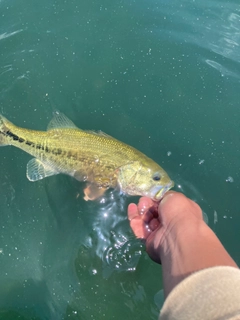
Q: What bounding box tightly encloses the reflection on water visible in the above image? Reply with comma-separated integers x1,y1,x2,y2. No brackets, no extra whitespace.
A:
102,237,143,278
205,59,239,79
159,0,240,79
85,191,143,278
0,173,147,318
44,177,147,317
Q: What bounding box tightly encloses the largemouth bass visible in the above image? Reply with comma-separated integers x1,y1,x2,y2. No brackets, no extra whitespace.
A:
0,112,174,200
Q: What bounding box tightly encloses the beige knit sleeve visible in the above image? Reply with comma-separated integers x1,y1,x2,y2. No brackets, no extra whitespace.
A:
159,266,240,320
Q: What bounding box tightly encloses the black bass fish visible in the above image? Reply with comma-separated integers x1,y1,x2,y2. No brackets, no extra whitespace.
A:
0,112,174,200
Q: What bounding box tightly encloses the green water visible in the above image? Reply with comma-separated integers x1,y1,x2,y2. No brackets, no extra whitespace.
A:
1,0,240,319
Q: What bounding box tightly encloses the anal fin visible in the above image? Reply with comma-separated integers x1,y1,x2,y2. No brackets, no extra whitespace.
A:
27,158,58,181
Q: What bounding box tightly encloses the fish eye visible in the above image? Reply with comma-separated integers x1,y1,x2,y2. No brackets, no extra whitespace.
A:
153,173,161,181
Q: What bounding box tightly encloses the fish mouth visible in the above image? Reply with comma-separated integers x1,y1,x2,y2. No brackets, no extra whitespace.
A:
152,180,174,201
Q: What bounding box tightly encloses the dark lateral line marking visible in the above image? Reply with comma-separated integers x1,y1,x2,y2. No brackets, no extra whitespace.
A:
51,148,64,156
4,130,60,155
5,130,37,147
37,144,45,151
6,130,20,141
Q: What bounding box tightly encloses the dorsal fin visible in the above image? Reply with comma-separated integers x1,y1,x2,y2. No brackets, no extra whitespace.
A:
47,111,80,130
86,130,115,139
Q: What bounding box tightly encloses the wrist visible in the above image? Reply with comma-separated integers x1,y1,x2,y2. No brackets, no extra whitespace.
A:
160,218,238,276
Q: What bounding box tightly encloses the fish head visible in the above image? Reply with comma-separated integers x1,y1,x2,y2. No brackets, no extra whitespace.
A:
117,160,174,200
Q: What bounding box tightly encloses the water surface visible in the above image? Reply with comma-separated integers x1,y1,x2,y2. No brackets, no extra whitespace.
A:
0,0,240,319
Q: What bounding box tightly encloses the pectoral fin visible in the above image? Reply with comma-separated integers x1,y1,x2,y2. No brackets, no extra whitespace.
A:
27,158,59,181
83,183,107,201
73,170,88,182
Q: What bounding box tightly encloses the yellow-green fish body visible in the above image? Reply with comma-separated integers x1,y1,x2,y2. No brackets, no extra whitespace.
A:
0,112,174,200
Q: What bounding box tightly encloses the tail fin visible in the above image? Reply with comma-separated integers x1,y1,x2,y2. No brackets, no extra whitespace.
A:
0,114,10,146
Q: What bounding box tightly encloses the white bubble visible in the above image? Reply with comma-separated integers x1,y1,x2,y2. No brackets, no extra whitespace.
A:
202,211,208,224
214,211,218,224
91,269,97,275
100,198,106,204
167,151,172,156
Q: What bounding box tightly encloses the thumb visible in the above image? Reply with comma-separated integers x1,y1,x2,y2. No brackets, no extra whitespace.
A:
159,192,203,226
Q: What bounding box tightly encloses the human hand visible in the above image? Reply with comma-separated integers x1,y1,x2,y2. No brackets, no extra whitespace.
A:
128,191,203,263
128,191,238,297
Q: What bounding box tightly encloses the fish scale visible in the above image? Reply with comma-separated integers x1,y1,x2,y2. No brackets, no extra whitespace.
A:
0,112,174,201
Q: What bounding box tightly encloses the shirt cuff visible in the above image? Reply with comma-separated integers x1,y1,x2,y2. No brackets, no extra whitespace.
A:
159,266,240,320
